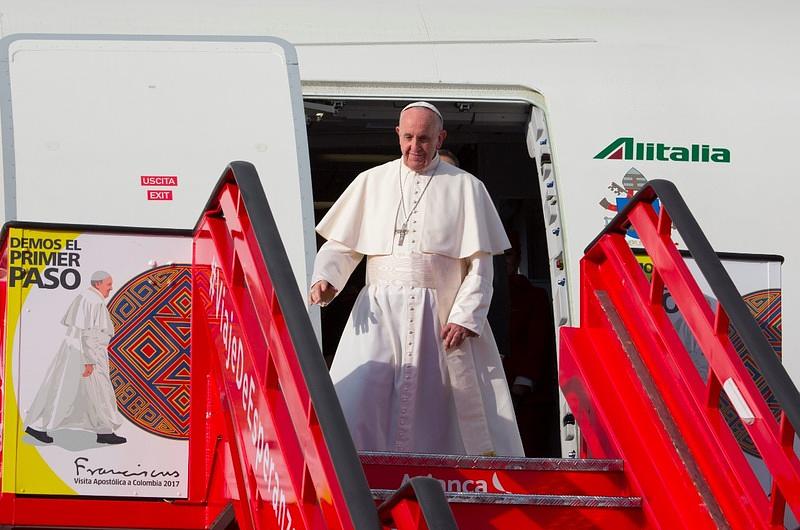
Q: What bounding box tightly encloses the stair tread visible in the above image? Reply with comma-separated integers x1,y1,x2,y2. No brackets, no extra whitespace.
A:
371,488,642,507
359,451,624,472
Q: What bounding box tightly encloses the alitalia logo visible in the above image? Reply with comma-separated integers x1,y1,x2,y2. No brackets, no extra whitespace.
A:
595,137,730,163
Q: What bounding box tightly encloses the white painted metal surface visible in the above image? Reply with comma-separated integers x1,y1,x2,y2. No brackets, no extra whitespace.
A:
1,36,315,306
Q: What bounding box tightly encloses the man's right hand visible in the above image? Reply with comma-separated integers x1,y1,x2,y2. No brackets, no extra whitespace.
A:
82,364,95,377
309,280,337,306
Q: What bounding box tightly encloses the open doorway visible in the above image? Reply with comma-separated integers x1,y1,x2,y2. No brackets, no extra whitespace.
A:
304,98,561,457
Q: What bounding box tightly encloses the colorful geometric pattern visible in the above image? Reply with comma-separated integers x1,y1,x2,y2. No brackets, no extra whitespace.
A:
722,289,782,457
107,265,192,439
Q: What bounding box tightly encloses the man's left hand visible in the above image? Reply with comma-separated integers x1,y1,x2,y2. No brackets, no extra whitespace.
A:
441,323,476,350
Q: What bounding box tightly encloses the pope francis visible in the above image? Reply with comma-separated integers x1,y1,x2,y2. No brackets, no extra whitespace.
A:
24,271,127,445
310,102,524,457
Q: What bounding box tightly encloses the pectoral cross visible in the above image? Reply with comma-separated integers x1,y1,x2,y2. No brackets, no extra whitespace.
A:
395,223,409,246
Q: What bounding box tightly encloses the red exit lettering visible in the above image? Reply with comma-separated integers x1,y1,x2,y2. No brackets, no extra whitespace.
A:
140,175,179,186
147,190,173,201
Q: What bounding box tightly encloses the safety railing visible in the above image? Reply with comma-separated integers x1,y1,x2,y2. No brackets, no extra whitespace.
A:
193,162,455,530
564,179,799,528
193,161,380,529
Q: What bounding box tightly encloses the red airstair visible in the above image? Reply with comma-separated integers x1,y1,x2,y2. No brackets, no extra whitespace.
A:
0,163,798,529
560,181,800,528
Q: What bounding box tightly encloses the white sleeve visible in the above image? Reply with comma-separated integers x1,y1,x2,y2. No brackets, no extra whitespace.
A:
446,252,493,335
311,240,364,294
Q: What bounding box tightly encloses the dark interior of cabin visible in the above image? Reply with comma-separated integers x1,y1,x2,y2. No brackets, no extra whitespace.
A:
303,98,560,457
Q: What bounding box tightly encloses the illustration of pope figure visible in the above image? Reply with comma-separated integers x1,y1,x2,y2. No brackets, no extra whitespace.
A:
24,270,127,445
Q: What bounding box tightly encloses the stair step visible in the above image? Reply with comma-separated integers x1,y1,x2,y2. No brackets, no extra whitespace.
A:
372,489,646,530
361,451,624,471
360,451,631,497
372,489,641,507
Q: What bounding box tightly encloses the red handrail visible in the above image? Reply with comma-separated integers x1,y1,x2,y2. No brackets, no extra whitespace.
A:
193,175,376,529
561,179,799,528
192,162,455,530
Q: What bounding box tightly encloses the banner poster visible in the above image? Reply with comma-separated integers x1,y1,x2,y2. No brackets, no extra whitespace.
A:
2,227,192,498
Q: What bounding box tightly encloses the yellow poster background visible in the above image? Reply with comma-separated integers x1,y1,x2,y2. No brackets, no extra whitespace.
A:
2,227,80,494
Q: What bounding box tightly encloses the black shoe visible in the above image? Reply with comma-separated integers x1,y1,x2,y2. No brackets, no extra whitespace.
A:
25,426,53,444
97,433,127,445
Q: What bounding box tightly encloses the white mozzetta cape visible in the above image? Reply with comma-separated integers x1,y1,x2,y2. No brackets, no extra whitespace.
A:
316,158,510,259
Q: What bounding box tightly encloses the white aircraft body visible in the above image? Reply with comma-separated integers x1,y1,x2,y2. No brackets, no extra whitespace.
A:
0,0,798,459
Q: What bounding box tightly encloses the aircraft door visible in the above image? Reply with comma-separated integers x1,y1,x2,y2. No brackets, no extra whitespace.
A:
0,35,315,300
525,106,578,458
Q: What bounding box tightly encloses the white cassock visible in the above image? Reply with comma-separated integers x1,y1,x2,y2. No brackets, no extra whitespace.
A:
313,155,524,456
26,286,122,434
